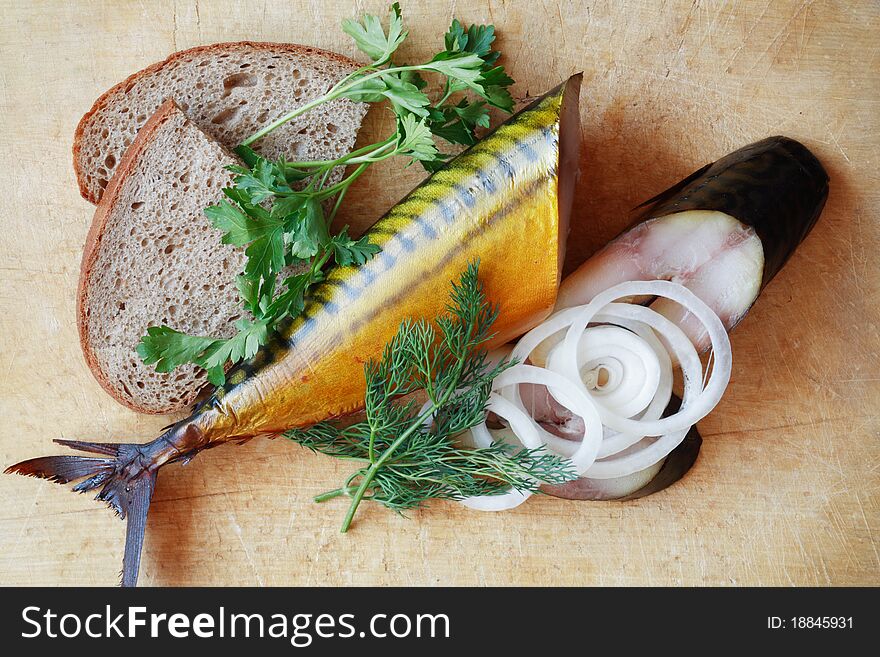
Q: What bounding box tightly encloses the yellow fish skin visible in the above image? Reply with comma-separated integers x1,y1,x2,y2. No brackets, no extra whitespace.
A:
6,75,581,586
199,74,583,441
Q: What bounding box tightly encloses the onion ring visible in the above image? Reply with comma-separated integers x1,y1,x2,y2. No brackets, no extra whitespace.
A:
459,279,732,507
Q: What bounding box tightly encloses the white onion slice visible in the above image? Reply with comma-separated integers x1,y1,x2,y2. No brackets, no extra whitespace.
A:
556,282,730,437
557,324,661,418
510,306,584,367
458,279,731,508
550,303,699,477
590,312,673,458
458,393,542,511
494,365,604,473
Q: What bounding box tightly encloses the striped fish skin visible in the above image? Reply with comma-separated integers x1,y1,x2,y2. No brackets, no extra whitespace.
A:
151,74,583,462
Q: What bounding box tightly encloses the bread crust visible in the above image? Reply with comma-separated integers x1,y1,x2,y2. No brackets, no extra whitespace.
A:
72,41,362,204
76,99,183,414
75,42,365,414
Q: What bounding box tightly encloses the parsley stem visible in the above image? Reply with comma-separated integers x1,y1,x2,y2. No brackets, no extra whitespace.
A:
337,136,399,164
436,80,454,107
241,65,424,147
310,248,333,277
317,165,334,192
327,186,350,223
283,135,397,168
312,162,369,204
277,138,392,220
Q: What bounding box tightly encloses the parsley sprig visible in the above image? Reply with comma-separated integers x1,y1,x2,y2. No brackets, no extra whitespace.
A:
138,4,515,385
286,263,577,532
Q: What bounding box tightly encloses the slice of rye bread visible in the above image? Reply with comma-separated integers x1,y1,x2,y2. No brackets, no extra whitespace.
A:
78,100,258,414
74,42,367,204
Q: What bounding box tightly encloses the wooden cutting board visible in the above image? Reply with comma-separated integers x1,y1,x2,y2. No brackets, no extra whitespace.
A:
0,0,877,586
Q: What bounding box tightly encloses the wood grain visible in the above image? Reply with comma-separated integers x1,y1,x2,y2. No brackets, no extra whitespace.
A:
0,0,877,586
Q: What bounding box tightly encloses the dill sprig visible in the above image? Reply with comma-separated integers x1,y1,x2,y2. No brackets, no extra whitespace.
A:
285,263,578,531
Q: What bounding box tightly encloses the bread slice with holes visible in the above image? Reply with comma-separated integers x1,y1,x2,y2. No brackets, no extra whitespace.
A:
78,100,258,414
74,41,367,204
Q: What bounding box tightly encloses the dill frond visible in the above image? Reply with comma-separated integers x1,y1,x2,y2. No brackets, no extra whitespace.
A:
285,262,577,531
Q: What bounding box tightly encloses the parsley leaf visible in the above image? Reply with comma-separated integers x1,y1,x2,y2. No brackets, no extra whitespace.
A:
228,158,291,203
330,228,381,266
138,319,272,387
396,114,439,162
203,200,255,246
482,84,515,113
342,2,406,65
139,4,515,384
381,74,431,118
243,224,287,283
137,327,219,375
199,318,270,384
444,18,467,52
464,23,496,59
285,198,330,260
341,76,388,103
428,52,486,94
263,272,313,319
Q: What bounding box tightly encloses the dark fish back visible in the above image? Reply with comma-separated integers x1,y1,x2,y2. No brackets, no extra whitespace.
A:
637,136,829,287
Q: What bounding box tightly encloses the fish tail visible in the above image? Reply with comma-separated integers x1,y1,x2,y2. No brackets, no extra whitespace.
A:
6,438,160,587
